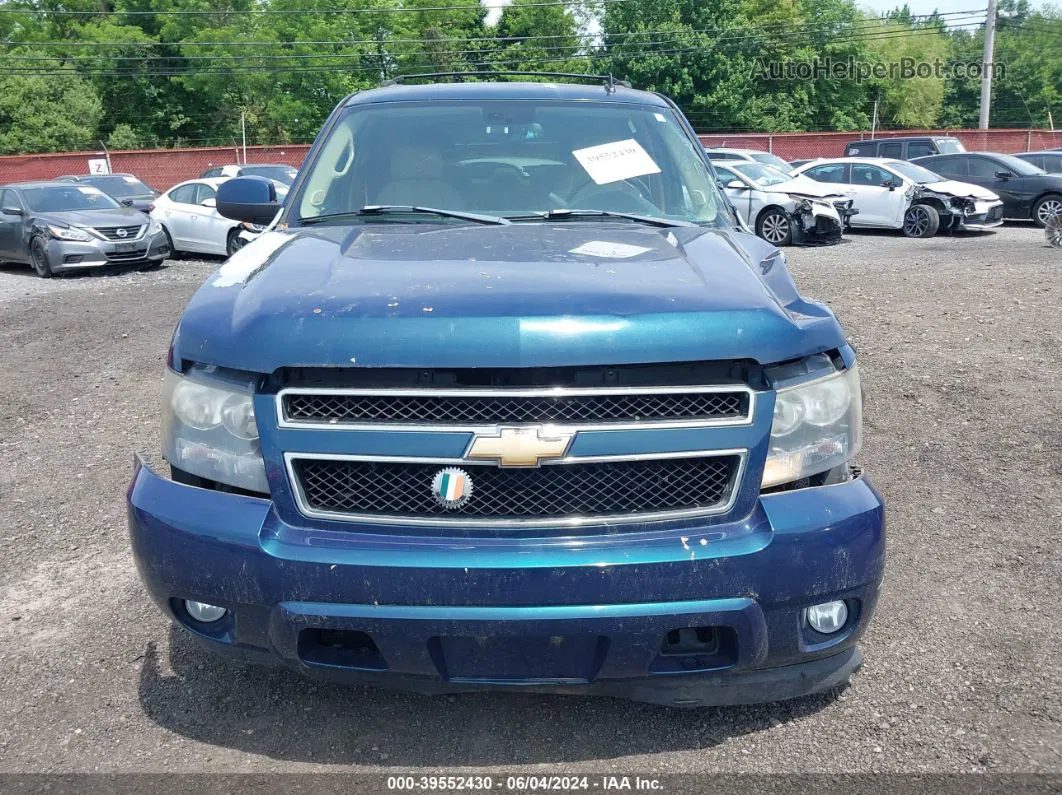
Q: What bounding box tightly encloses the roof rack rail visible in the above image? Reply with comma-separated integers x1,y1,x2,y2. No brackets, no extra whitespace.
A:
380,71,632,92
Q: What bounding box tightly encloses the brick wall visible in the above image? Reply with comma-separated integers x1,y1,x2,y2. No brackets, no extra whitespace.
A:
0,144,312,192
1,129,1059,190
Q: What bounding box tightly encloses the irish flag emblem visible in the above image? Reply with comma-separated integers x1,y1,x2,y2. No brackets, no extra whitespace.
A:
431,467,473,509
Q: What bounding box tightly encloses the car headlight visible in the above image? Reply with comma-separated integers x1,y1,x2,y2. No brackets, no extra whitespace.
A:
48,225,92,242
162,366,267,493
762,365,862,488
148,219,163,235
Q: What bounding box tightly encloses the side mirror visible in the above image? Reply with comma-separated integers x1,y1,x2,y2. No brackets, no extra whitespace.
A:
882,180,896,190
121,198,135,207
1,205,23,216
216,176,279,225
200,197,217,208
994,170,1012,180
726,180,746,190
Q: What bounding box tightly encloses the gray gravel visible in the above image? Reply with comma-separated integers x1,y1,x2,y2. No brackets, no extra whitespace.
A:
0,226,1059,774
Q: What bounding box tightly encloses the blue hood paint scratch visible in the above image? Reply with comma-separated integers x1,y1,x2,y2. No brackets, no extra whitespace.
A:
173,223,845,372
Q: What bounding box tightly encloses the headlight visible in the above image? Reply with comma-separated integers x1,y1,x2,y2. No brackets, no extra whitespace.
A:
148,219,163,235
762,366,862,489
48,225,92,242
162,367,267,493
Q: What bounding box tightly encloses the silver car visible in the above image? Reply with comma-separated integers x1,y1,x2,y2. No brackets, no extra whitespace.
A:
0,182,170,277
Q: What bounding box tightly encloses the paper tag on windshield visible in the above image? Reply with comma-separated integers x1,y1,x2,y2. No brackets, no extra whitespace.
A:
570,241,652,259
77,186,101,195
572,139,661,185
123,176,139,184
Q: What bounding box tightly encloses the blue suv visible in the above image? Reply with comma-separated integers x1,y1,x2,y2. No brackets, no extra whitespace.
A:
127,75,885,706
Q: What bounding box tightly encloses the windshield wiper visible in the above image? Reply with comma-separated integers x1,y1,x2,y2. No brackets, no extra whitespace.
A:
299,205,510,226
508,209,696,228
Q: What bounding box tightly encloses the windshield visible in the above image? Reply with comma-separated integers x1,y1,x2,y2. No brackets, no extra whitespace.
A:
750,152,792,169
936,138,965,154
732,162,794,186
243,165,298,185
994,154,1046,176
22,185,122,212
82,175,153,198
884,161,943,184
294,100,727,226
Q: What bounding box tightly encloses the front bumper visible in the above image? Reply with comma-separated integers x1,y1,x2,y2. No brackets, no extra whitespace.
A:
47,230,170,271
956,201,1005,231
128,458,885,706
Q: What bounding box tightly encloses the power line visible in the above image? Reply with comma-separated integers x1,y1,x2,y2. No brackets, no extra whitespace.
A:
0,14,990,69
0,8,989,49
0,27,987,77
1,0,631,15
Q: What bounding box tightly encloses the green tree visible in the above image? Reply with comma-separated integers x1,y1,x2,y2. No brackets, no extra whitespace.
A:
495,0,581,73
863,17,949,128
0,68,103,154
106,123,143,149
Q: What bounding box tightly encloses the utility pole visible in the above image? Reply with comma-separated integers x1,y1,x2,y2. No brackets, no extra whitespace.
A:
870,98,879,139
979,0,998,130
241,113,247,164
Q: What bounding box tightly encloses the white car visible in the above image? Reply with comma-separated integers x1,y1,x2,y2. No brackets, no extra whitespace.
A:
713,161,854,246
792,157,1004,238
705,147,793,172
151,177,284,257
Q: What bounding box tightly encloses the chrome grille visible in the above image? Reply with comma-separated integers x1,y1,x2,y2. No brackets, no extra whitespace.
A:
95,225,144,241
281,388,750,428
290,454,741,524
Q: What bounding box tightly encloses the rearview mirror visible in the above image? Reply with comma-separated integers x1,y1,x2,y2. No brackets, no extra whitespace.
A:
216,176,279,225
994,170,1012,180
882,179,896,190
121,198,135,207
1,205,23,216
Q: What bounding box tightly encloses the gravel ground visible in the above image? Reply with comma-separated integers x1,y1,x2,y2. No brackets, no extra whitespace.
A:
0,226,1059,775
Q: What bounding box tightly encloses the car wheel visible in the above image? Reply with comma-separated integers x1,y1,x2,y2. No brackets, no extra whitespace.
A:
902,204,940,238
1032,194,1062,228
756,208,793,246
29,236,54,278
162,227,180,259
226,229,244,257
1047,214,1062,249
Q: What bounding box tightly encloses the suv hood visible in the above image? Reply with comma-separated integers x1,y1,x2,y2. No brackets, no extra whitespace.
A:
761,177,846,200
34,207,149,228
173,223,846,372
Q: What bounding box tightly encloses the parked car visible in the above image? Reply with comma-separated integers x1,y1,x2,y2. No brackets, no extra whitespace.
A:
705,147,793,171
128,75,884,708
200,163,298,185
713,161,854,245
788,159,815,171
1014,150,1062,175
843,136,965,160
793,157,1003,237
150,177,251,257
0,181,169,277
57,173,159,212
912,152,1062,227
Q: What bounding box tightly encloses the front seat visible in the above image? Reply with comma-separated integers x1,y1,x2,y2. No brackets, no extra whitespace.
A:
376,146,463,209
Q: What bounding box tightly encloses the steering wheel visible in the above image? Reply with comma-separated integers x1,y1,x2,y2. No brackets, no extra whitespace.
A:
567,178,661,215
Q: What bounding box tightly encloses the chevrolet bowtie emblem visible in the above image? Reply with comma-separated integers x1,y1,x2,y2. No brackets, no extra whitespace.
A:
465,427,574,468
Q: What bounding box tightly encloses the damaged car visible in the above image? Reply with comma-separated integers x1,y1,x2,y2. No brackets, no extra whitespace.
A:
714,161,855,246
794,157,1003,238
